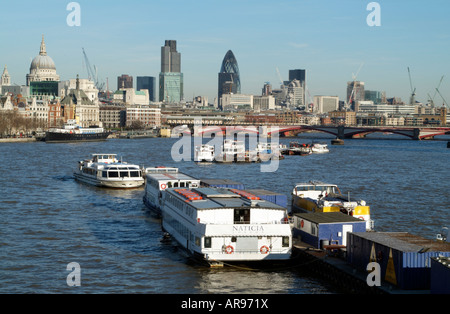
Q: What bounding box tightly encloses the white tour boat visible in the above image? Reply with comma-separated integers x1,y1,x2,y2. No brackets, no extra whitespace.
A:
311,142,329,154
143,167,201,216
216,139,246,162
74,154,145,188
194,144,215,162
160,187,292,266
291,181,373,230
255,142,284,160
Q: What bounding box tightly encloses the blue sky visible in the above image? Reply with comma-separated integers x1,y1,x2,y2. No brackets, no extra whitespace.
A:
1,0,449,105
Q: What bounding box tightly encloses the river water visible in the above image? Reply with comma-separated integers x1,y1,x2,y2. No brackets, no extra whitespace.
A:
0,133,449,294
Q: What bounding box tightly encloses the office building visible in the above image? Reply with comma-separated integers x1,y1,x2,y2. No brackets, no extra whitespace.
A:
159,40,183,103
313,96,339,113
220,93,253,111
289,69,306,85
347,81,365,109
137,76,156,102
218,50,241,103
118,74,133,89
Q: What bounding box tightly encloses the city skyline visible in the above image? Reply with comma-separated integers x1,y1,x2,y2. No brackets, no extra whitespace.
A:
0,0,449,105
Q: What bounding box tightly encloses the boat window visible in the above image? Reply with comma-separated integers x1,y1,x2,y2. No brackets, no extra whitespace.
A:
179,181,185,188
204,237,211,248
109,171,119,178
234,209,250,224
120,171,129,178
102,171,107,178
282,236,290,247
174,182,178,188
130,171,140,177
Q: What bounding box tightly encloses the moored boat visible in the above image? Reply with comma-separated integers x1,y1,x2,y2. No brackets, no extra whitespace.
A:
45,119,110,143
74,154,145,188
215,139,246,162
160,187,292,266
194,144,215,162
291,181,373,230
284,142,312,156
311,142,329,154
143,167,201,216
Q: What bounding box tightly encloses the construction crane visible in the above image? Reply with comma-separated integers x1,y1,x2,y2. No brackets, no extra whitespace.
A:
347,63,364,109
407,67,416,105
82,48,104,91
430,75,445,107
276,67,284,87
435,87,449,108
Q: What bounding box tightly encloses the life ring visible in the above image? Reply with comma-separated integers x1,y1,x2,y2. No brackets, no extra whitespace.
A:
160,183,167,190
260,245,269,254
225,245,234,254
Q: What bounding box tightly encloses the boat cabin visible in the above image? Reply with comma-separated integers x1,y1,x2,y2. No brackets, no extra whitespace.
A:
91,154,119,164
292,181,341,199
161,187,292,262
99,165,142,179
145,167,200,191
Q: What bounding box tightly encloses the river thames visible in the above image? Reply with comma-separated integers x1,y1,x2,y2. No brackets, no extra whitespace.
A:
0,133,449,294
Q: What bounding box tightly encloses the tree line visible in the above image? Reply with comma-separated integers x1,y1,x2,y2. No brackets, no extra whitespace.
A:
0,110,47,137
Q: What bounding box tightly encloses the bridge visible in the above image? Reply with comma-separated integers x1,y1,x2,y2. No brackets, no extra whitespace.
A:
173,124,450,140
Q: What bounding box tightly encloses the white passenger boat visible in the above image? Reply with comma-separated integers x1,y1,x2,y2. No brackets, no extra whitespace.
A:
143,167,201,216
74,154,144,188
291,181,373,230
255,142,284,160
194,144,215,162
216,139,246,162
160,187,292,266
311,142,329,154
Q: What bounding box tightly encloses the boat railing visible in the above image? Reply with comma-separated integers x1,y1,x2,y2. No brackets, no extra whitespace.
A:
202,220,291,225
205,248,291,255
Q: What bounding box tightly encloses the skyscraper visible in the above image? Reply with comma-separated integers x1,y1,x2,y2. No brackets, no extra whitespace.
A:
159,40,183,103
118,74,133,89
288,69,306,108
137,76,156,102
347,81,365,110
289,69,306,84
218,50,241,103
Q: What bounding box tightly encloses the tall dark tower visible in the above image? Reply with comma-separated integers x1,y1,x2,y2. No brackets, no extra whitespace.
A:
159,40,183,103
218,50,241,102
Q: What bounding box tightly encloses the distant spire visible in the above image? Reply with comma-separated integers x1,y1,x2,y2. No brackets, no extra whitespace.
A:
40,34,47,56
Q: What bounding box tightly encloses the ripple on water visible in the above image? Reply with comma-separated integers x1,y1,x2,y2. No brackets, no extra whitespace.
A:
0,137,448,293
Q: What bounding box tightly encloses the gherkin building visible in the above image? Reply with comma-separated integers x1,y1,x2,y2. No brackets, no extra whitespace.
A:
218,50,241,101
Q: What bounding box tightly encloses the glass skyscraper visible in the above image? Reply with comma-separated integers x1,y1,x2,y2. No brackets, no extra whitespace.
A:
137,76,156,102
218,50,241,102
159,40,183,103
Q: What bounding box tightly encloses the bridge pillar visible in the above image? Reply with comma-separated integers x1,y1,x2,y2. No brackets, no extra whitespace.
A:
337,126,345,139
413,128,421,140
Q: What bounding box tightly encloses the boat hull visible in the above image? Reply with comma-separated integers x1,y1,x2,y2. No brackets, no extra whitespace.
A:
74,172,144,189
45,131,111,143
161,211,292,264
291,195,372,230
